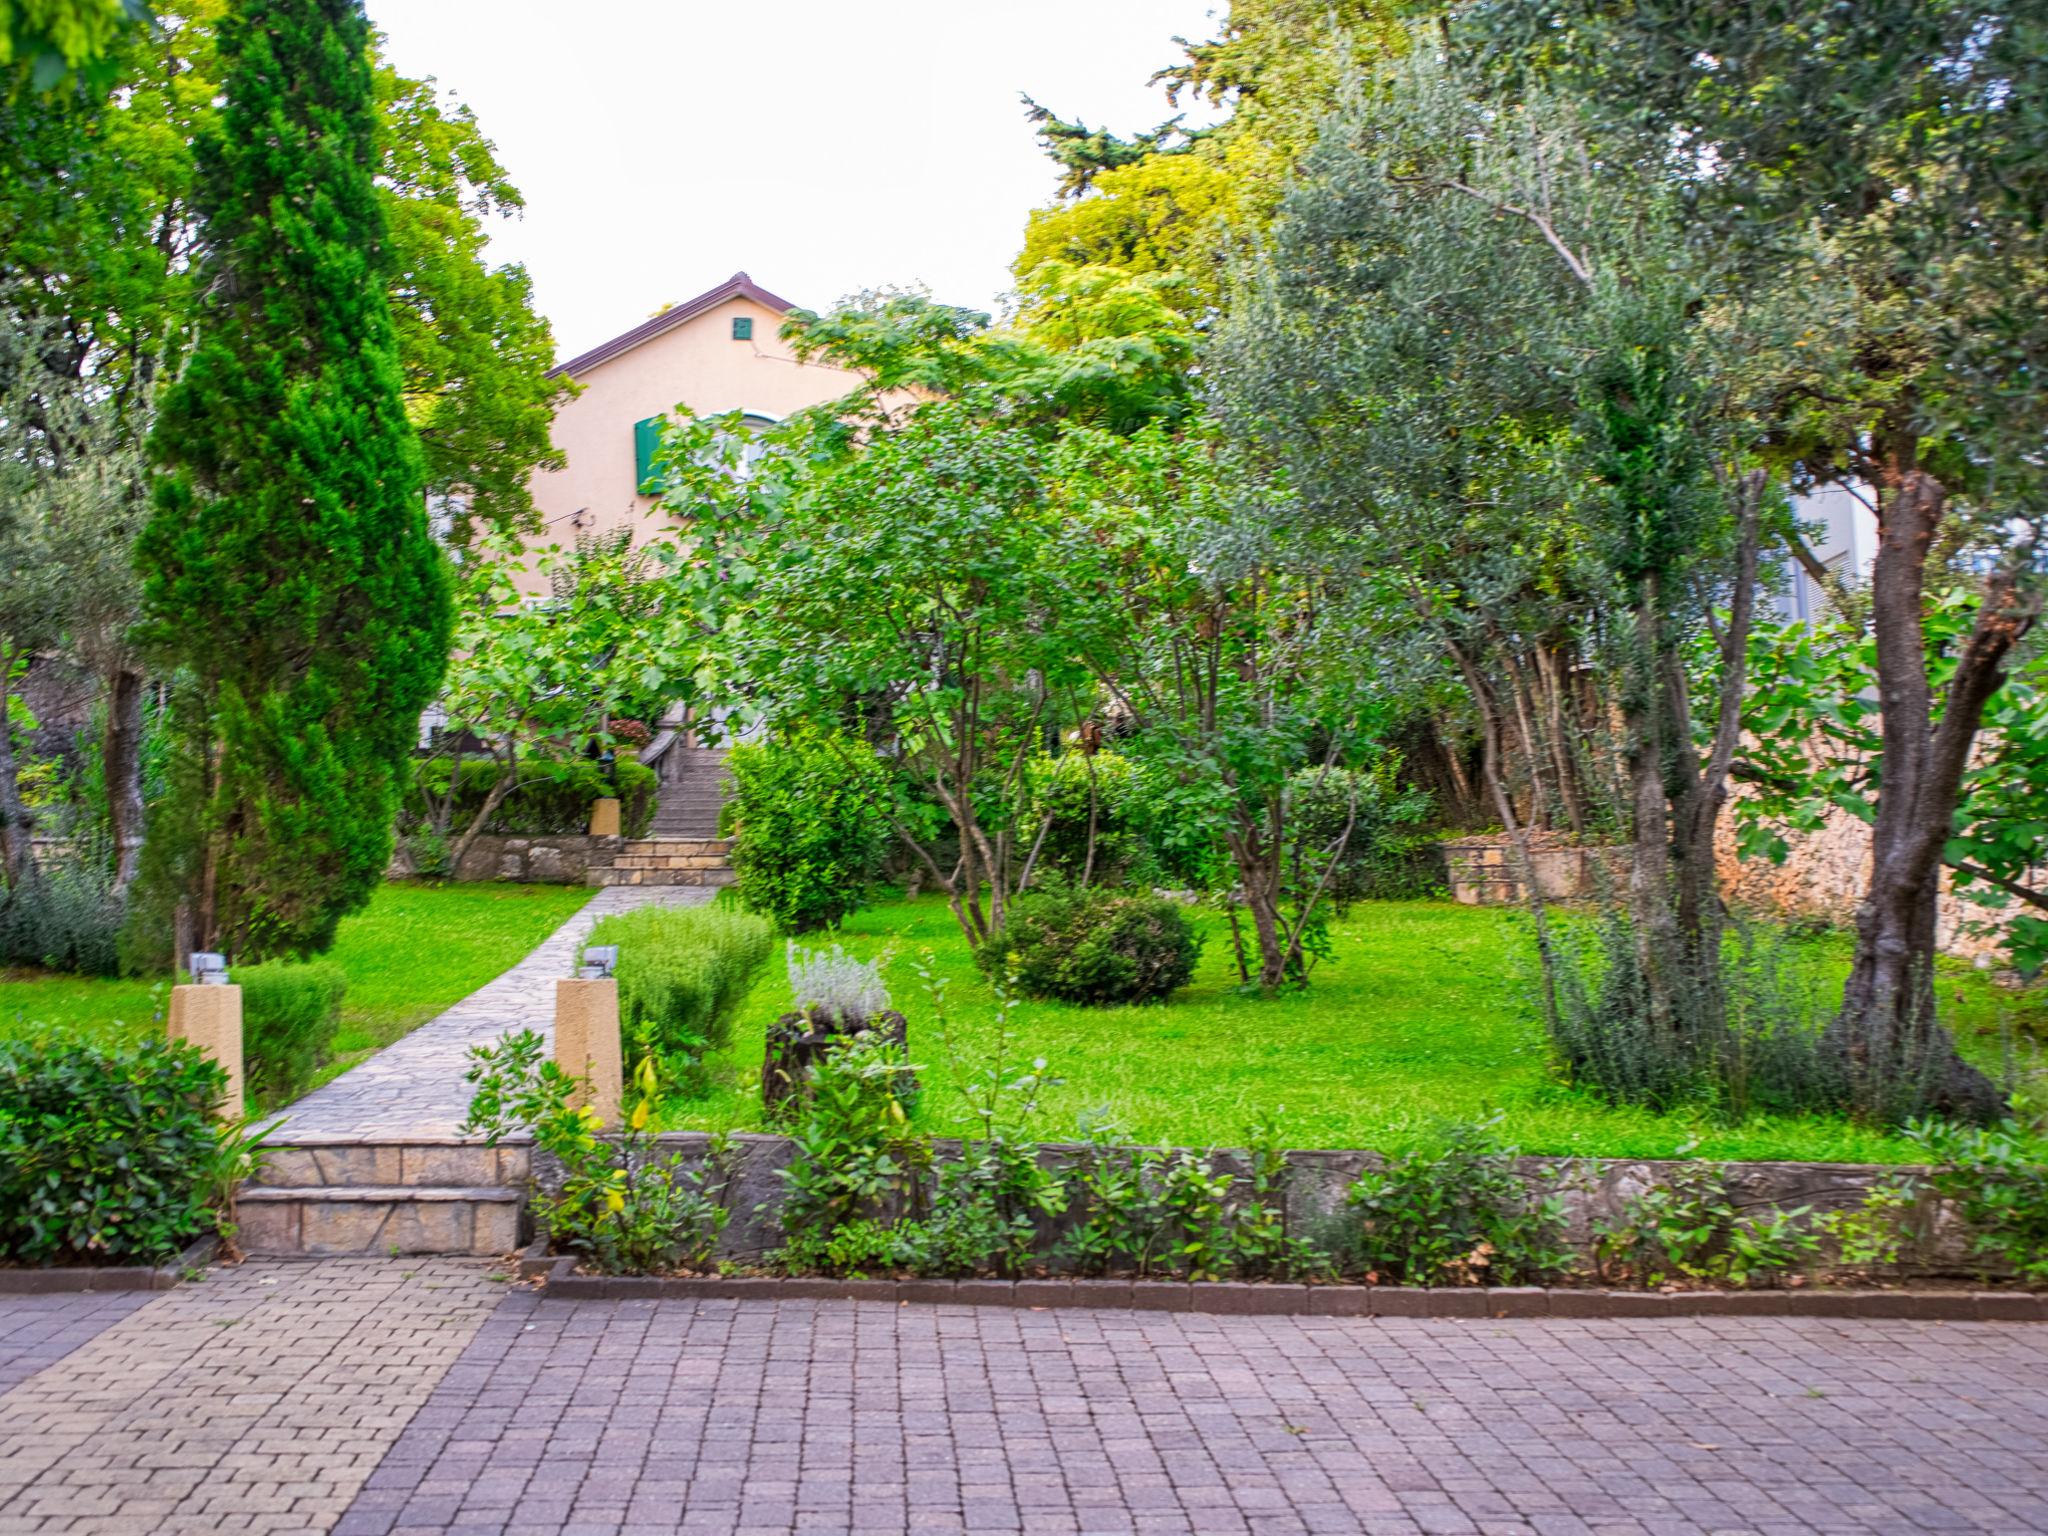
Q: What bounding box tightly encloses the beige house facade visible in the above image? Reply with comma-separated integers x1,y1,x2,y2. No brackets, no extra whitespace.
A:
524,271,863,573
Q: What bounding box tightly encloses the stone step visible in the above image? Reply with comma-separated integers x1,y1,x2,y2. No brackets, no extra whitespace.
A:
588,866,737,887
621,840,731,856
248,1139,530,1190
235,1186,524,1257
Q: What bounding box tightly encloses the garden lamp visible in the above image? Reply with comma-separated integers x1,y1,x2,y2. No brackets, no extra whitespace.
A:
580,945,618,981
189,952,230,986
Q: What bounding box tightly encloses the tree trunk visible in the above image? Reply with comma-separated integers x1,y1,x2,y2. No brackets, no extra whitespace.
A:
1824,442,2023,1122
105,668,146,892
1623,575,1682,1039
446,744,520,880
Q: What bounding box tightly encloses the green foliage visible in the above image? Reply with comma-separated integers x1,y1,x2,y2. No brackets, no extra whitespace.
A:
1022,751,1150,885
406,753,655,843
1908,1119,2048,1284
1342,1123,1573,1286
0,855,123,976
463,1036,733,1274
773,1028,928,1243
976,879,1202,1006
0,1030,229,1263
1060,1114,1330,1282
1286,762,1436,902
136,0,451,962
585,903,773,1092
1741,611,2048,975
1814,1174,1924,1276
725,729,891,933
1544,913,1845,1119
237,957,344,1109
1594,1163,1819,1289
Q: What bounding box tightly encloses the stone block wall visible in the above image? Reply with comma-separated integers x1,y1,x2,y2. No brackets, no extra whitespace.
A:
1712,791,2016,965
388,833,622,884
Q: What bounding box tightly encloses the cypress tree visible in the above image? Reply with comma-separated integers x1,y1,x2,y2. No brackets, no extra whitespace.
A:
135,0,451,962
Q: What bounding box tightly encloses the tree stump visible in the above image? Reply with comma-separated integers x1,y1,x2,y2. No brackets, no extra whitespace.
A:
762,1008,912,1120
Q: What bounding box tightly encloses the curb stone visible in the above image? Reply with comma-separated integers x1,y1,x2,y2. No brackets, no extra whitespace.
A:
0,1235,218,1294
532,1262,2046,1321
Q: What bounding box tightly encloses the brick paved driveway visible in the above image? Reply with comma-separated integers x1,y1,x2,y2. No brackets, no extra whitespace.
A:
2,1263,2045,1536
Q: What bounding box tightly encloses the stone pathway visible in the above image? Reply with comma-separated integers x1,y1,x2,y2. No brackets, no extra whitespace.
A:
2,1269,2045,1536
264,886,713,1141
0,1259,506,1536
336,1297,2048,1536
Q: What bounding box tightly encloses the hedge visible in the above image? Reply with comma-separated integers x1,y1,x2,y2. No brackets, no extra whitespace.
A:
406,754,656,840
239,958,346,1109
0,1032,226,1265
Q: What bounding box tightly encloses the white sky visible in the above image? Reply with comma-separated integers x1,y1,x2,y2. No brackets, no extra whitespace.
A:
367,0,1225,363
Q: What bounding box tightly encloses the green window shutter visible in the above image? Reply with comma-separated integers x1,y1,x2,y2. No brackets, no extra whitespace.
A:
732,316,753,341
633,415,663,494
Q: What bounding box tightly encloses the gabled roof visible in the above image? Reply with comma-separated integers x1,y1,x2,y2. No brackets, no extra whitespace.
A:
549,271,799,379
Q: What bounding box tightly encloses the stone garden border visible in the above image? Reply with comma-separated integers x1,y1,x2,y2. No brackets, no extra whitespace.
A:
0,1235,218,1295
539,1257,2044,1320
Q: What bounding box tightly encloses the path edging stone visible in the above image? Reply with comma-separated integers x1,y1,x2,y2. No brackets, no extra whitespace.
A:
539,1258,2043,1320
0,1235,217,1295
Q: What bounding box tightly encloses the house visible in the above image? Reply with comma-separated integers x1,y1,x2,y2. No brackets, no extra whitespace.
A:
524,270,863,575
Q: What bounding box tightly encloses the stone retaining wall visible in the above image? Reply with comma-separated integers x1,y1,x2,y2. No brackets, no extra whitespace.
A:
538,1132,1983,1275
388,833,622,884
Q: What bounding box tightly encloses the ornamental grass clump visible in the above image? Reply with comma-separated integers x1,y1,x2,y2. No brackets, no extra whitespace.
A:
585,903,772,1093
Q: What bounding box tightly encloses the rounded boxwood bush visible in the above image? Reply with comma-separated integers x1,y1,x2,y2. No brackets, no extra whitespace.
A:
976,881,1203,1005
0,1031,226,1265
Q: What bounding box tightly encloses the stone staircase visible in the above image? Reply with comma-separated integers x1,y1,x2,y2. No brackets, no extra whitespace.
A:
588,837,735,887
236,1137,527,1257
649,744,728,839
585,739,735,887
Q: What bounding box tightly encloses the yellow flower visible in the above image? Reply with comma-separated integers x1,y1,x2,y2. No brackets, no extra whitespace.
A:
605,1189,626,1213
630,1100,650,1132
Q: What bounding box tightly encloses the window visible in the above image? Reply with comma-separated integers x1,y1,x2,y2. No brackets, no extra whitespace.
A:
633,415,662,494
732,316,753,341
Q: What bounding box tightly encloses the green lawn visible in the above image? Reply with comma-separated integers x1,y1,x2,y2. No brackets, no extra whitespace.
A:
664,894,2047,1163
0,881,594,1099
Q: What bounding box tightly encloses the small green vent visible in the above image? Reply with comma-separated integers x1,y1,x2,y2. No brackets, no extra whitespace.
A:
731,316,753,341
633,415,663,494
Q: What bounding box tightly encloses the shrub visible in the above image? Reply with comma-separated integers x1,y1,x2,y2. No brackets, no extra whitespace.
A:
463,1038,734,1273
585,903,773,1090
1593,1162,1819,1288
976,879,1202,1005
1343,1123,1573,1285
786,941,891,1025
1286,762,1437,902
239,958,346,1109
1908,1118,2048,1283
0,855,125,977
724,728,891,933
1542,912,1842,1119
1022,751,1151,885
406,753,656,841
0,1032,227,1264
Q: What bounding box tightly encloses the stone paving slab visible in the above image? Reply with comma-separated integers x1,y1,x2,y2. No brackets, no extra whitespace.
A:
263,885,712,1141
0,1258,506,1535
338,1293,2048,1536
0,1294,152,1397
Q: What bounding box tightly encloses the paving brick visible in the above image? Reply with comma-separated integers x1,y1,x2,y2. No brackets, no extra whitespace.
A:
321,1287,2048,1536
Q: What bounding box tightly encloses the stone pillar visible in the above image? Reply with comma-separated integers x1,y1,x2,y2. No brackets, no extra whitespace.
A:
167,984,244,1118
555,977,622,1125
588,796,622,837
